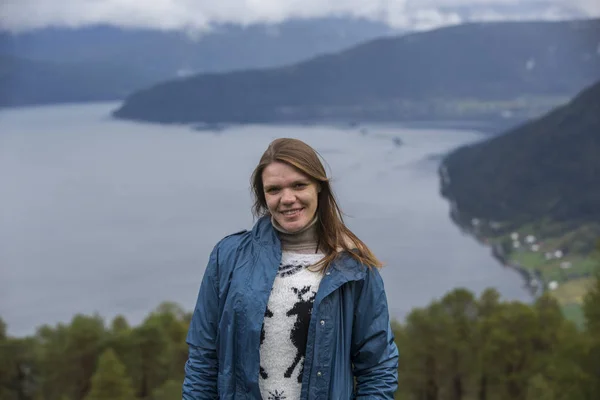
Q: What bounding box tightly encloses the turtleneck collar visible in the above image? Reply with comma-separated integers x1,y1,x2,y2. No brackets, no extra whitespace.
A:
271,214,320,253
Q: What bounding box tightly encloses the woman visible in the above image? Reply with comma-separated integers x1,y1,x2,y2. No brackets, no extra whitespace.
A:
183,138,398,399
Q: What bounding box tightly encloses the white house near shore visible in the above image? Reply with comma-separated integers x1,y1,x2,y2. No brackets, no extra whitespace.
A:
560,261,572,269
554,250,564,258
525,235,536,244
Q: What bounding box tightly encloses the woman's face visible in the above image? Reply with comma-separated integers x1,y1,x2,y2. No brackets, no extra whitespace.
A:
262,161,319,233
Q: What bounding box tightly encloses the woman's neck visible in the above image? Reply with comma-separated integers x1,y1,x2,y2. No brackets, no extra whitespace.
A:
272,214,320,254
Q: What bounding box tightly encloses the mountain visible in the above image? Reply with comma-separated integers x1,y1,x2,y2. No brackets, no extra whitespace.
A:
439,79,600,228
439,79,600,308
113,18,600,127
0,18,397,107
0,19,397,77
0,55,152,107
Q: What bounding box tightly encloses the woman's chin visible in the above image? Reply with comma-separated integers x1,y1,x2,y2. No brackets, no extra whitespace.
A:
279,218,308,233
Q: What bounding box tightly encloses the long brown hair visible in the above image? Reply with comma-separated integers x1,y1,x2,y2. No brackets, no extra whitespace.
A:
250,138,383,272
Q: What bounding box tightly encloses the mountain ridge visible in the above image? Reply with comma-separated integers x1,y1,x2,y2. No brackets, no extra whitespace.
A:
440,79,600,227
112,18,600,127
0,17,398,107
438,78,600,308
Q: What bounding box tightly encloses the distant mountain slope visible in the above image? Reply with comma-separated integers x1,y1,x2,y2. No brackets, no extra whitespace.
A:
439,79,600,309
440,79,600,226
113,18,600,125
0,18,397,107
0,19,397,76
0,55,152,107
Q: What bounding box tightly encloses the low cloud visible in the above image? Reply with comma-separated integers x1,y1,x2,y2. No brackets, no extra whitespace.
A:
0,0,598,33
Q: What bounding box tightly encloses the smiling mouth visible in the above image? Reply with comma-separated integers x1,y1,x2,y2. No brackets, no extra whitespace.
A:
281,208,303,217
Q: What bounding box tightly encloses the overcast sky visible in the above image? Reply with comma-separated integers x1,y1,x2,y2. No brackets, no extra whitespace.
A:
1,0,599,33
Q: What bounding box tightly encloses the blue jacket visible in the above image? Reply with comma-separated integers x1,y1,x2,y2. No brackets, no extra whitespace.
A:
183,216,399,399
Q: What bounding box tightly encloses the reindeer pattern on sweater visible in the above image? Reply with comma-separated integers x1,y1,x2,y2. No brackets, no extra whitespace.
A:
259,252,324,400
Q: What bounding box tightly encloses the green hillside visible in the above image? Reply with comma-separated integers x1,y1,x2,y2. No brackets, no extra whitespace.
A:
440,79,600,313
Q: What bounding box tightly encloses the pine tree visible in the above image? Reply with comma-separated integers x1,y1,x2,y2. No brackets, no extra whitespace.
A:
125,320,171,397
475,288,501,400
480,302,539,400
65,314,107,399
111,315,130,334
438,288,478,400
580,240,600,399
0,317,6,340
400,304,444,400
84,348,135,400
582,241,600,336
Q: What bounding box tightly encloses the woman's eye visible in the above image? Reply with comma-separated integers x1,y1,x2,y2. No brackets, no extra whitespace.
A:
295,183,307,189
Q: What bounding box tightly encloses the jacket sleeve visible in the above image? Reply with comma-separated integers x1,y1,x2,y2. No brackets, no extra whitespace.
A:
182,244,221,399
351,266,399,399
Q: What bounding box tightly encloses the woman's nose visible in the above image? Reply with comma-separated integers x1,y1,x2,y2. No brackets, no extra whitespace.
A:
281,189,295,204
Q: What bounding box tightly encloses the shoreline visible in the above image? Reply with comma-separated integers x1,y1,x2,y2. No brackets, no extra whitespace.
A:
438,160,596,306
490,242,545,298
441,191,596,319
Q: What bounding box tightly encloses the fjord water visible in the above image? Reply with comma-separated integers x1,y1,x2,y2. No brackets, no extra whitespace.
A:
0,102,531,336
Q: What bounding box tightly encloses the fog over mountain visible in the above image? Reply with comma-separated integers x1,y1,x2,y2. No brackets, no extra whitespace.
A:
1,0,598,33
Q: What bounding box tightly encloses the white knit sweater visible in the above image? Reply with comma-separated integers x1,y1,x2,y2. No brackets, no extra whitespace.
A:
259,251,325,400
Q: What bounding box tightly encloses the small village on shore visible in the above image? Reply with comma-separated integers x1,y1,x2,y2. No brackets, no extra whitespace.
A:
463,217,599,324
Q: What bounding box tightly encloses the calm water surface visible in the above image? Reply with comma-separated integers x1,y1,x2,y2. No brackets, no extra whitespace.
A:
0,102,531,336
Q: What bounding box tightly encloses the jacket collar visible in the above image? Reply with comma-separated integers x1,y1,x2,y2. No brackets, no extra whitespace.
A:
251,216,366,283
